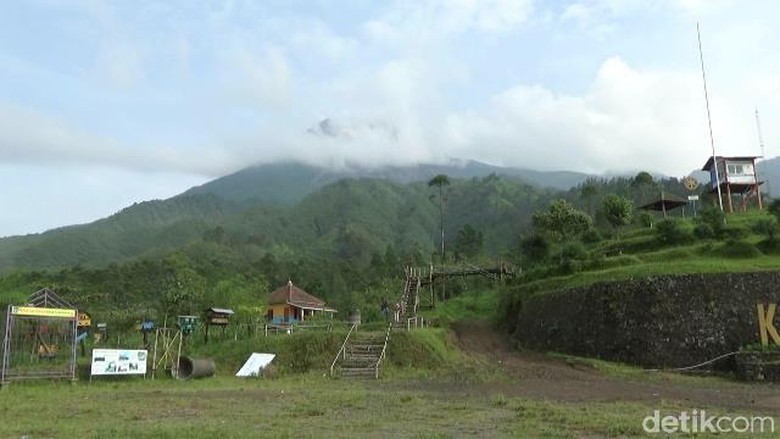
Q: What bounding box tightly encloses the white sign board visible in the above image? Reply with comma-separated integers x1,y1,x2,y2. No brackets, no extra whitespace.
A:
236,353,276,377
91,349,147,376
688,195,700,201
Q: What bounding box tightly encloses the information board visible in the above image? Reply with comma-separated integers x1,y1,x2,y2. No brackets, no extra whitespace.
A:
91,349,147,376
236,353,276,377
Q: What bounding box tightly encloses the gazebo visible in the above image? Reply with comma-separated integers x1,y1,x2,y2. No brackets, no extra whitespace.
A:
638,192,688,218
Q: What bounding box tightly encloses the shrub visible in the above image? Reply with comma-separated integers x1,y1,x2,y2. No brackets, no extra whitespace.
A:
581,228,602,244
753,216,780,241
693,223,715,239
717,240,762,259
697,206,726,237
654,219,691,245
518,233,550,267
635,212,654,228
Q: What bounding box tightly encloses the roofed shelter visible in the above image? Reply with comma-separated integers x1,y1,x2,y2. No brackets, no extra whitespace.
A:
638,192,688,218
266,281,336,324
702,156,763,212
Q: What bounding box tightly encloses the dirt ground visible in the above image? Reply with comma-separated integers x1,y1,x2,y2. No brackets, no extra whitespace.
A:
449,320,780,413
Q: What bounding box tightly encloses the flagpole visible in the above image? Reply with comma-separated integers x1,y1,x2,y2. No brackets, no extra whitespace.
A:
697,22,724,212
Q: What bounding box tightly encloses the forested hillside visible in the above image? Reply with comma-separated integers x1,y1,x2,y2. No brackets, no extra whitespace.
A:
0,162,733,325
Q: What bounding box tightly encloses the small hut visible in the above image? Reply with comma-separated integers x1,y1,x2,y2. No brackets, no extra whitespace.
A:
266,281,336,324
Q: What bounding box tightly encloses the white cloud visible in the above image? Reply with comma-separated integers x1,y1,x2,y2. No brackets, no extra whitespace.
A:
365,0,533,45
442,57,728,176
222,45,292,110
0,103,239,176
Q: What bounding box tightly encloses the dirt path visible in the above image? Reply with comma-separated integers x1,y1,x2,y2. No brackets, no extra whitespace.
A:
450,320,780,413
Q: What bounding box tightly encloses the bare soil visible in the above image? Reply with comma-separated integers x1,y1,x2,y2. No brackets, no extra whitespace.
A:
450,320,780,413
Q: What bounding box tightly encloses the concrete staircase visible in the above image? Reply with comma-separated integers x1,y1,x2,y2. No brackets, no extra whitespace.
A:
337,331,386,379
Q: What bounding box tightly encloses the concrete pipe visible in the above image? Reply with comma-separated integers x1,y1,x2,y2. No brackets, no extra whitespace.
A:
176,356,215,380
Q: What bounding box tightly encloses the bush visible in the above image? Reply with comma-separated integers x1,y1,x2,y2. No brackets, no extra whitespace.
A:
654,219,692,245
693,223,715,239
635,212,654,228
697,206,726,237
717,240,762,259
581,228,602,244
721,225,747,240
752,216,779,242
518,233,550,267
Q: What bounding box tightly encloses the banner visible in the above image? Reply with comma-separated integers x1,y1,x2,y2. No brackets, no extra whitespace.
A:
11,306,76,318
91,349,147,376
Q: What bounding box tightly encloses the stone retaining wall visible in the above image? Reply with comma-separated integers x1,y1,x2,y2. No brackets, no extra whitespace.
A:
508,272,780,368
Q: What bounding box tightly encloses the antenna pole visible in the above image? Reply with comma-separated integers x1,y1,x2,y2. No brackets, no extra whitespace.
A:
697,22,724,212
756,108,771,197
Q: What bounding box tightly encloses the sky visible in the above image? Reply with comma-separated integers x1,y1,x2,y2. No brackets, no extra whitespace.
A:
2,0,779,237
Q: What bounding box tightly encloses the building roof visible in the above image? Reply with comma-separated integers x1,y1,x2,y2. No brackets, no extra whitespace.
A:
702,156,760,171
206,307,235,315
268,280,334,311
638,192,688,212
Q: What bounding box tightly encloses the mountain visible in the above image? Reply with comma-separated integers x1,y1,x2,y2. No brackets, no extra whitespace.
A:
182,160,591,204
0,162,559,273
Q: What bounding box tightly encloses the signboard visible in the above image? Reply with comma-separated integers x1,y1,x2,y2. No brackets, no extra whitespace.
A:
10,306,76,318
236,353,276,377
688,195,700,201
91,349,147,376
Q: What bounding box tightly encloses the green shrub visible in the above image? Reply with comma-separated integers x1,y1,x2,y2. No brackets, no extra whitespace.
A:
717,240,762,259
693,223,714,239
518,233,550,267
635,212,654,228
654,219,692,245
721,225,747,240
581,228,602,244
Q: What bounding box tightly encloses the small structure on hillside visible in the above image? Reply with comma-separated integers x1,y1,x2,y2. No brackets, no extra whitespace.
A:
702,156,763,212
266,280,336,324
638,192,688,218
203,307,234,343
1,288,78,385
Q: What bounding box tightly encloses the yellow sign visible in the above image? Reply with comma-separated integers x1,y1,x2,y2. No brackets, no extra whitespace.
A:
11,306,76,318
758,303,780,346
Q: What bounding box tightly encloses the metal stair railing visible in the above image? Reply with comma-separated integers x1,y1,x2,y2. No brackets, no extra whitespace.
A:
374,320,393,379
329,322,358,377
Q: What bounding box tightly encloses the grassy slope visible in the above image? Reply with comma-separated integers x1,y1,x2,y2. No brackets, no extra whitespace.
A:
513,209,780,295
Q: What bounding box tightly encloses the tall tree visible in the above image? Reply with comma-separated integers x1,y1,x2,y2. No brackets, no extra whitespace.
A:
580,178,599,217
428,174,450,263
602,194,633,237
454,224,484,261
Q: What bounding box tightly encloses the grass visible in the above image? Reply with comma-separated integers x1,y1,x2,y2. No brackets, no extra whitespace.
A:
0,374,774,438
420,288,501,325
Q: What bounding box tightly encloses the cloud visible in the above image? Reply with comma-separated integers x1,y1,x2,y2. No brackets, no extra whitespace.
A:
365,0,533,45
222,45,292,109
0,103,239,176
442,57,723,176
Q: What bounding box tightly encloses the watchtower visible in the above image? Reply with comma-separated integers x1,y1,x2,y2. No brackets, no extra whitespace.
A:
702,156,763,212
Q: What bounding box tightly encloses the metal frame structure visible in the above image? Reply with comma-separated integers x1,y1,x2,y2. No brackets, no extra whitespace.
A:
1,289,78,385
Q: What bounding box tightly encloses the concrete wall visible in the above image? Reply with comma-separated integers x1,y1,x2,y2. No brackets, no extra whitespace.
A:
507,272,780,368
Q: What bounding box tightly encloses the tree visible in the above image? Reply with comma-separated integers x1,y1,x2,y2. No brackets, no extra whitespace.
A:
454,224,483,261
532,199,592,242
630,171,656,204
580,178,599,217
602,194,633,234
428,174,450,263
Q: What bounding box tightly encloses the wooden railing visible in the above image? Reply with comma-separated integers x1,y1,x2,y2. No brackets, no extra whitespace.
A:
329,322,358,377
375,320,393,379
